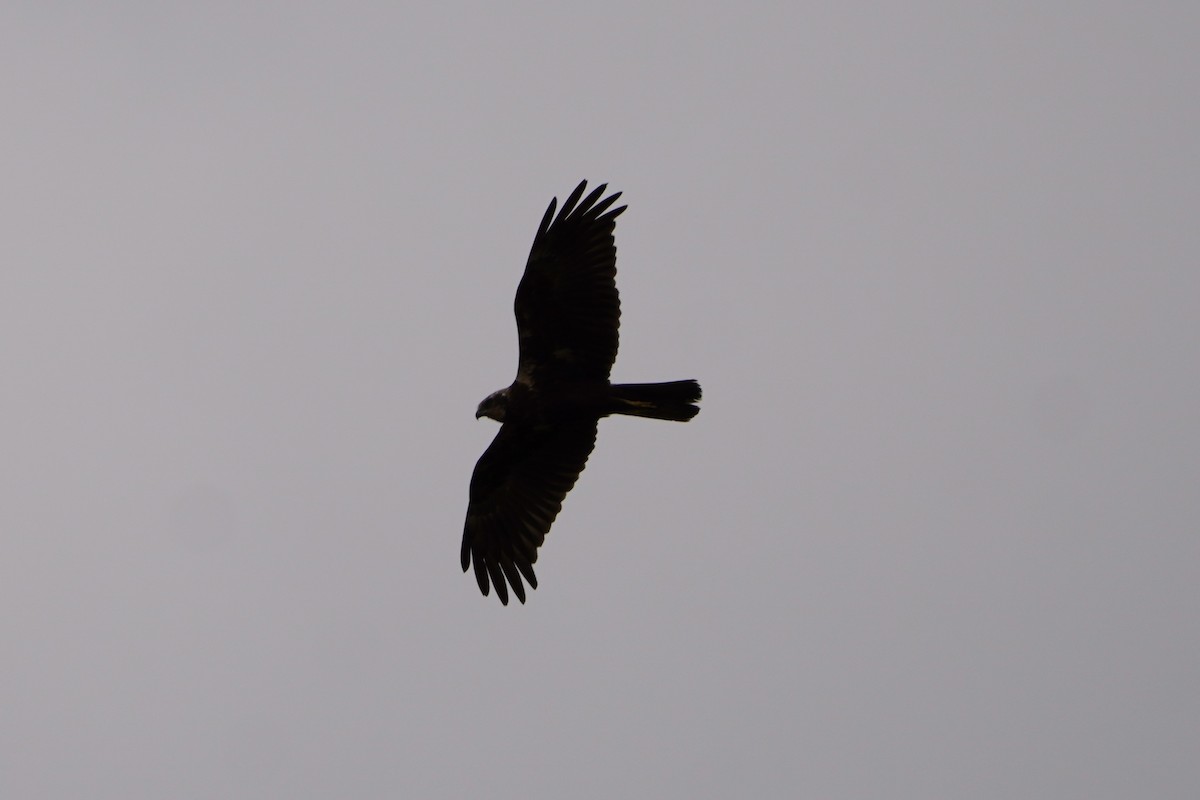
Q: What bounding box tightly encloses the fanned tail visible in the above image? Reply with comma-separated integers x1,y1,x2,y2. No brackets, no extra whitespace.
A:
608,380,701,422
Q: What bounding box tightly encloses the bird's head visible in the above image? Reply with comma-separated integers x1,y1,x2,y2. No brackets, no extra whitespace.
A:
476,389,509,422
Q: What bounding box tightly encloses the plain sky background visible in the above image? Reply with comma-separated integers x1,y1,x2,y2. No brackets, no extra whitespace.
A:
3,3,1198,798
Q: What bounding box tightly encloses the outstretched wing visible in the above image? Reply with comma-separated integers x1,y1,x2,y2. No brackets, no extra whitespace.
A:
514,181,626,387
461,421,598,605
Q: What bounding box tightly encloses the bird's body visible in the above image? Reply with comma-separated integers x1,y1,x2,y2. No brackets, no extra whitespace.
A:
462,181,701,604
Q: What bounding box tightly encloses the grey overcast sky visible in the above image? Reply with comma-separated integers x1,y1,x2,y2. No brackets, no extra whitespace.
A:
3,3,1198,798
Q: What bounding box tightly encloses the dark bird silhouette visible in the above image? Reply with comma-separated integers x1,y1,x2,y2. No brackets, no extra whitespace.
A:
461,181,701,605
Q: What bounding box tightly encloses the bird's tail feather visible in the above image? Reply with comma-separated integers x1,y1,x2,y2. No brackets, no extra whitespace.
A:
609,380,701,422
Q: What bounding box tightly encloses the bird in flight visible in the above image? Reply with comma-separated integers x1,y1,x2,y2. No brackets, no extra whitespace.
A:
461,180,701,605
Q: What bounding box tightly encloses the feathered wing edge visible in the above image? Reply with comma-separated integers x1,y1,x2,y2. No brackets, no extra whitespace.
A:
534,180,626,242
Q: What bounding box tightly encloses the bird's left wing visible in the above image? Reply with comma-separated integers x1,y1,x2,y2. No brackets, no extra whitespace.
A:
461,420,598,604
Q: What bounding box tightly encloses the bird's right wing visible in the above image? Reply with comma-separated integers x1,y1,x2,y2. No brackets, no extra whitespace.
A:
461,420,598,605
